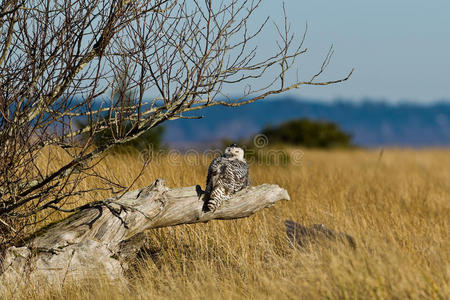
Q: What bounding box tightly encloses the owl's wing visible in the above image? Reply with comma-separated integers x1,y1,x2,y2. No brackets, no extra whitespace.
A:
205,157,231,211
205,157,224,195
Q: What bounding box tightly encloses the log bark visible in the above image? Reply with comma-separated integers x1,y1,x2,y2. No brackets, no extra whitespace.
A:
0,179,290,285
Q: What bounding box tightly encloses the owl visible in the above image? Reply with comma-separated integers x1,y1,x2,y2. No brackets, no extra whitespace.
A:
204,144,250,212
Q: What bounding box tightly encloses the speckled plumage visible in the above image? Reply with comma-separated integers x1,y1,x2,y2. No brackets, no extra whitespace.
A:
204,145,250,211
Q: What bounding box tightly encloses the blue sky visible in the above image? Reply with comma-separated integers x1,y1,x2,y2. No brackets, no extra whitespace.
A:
247,1,450,103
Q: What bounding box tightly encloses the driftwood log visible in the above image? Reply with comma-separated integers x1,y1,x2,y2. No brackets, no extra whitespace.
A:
0,179,290,285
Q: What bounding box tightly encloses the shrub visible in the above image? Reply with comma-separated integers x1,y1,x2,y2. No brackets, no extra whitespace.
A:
262,119,353,148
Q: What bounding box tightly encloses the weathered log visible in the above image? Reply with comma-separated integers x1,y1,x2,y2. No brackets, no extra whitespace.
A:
0,179,289,285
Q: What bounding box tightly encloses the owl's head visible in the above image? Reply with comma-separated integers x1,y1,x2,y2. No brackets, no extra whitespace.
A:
224,144,245,161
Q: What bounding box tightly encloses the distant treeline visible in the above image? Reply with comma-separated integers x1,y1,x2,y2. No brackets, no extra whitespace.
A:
163,97,450,147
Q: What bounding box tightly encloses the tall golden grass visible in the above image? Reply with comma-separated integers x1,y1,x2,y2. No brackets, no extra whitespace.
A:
2,148,449,299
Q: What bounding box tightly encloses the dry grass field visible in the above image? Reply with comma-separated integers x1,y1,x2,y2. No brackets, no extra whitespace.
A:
1,148,449,299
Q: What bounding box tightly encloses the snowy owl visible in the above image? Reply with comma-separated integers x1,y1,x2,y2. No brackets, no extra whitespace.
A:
204,144,250,212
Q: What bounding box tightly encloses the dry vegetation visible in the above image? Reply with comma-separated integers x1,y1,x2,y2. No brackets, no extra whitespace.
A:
1,148,449,299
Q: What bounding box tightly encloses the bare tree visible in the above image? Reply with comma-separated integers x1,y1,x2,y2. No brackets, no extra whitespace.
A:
0,0,352,247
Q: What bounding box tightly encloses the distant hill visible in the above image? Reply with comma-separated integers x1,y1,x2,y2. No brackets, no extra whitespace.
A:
163,97,450,148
